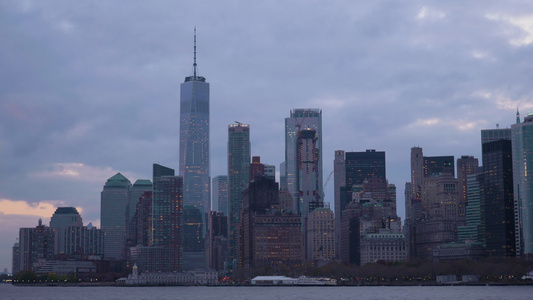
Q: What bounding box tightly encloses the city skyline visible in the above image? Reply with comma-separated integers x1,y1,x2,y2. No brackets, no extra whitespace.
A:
2,1,533,271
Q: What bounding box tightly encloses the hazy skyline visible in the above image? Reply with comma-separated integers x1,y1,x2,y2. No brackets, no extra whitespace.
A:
2,1,533,271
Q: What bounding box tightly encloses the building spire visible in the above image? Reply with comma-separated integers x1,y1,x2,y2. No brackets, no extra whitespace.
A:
517,107,521,124
193,27,197,79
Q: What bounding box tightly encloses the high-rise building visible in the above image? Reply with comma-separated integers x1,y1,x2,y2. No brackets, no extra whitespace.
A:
212,175,228,214
333,150,346,258
179,30,210,223
264,164,276,181
482,128,515,257
207,211,228,271
512,113,533,257
424,156,454,177
284,109,323,211
249,156,265,181
182,206,204,252
61,224,104,257
407,147,460,261
17,219,54,272
128,179,152,229
50,207,83,255
345,150,386,192
101,173,131,260
297,129,323,217
457,172,485,245
152,169,183,272
239,176,301,269
307,206,335,261
456,156,479,226
227,123,251,269
12,242,20,275
134,191,153,247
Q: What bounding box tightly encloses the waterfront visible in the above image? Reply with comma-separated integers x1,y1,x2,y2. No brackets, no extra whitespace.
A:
2,284,533,300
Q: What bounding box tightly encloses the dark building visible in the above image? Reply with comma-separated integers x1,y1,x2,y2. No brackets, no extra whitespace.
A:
239,176,302,269
456,156,480,226
132,191,153,247
345,150,386,194
249,156,265,181
152,164,183,272
207,211,228,271
482,139,515,257
182,206,204,252
239,176,280,269
227,123,251,270
12,243,20,275
340,202,361,265
424,156,454,177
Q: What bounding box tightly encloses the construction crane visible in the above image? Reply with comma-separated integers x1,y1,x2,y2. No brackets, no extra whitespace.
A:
323,170,334,190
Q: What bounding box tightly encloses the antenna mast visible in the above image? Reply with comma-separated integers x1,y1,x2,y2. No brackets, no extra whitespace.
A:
193,27,197,79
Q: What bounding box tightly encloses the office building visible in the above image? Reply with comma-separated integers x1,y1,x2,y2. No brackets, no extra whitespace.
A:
227,122,251,269
239,176,281,269
207,211,228,271
482,128,515,257
284,109,323,212
17,219,54,272
333,150,346,258
456,156,479,226
127,179,152,245
49,207,83,255
179,30,210,224
360,233,407,264
101,173,131,260
12,243,20,275
212,175,228,214
134,191,153,247
307,206,335,261
152,170,183,272
512,113,533,256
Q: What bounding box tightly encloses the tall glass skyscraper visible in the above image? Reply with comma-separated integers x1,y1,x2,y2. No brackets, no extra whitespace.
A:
482,129,515,257
512,113,533,256
284,109,323,213
179,31,210,219
227,123,250,270
101,173,131,260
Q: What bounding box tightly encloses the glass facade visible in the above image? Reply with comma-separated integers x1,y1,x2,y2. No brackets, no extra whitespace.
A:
284,109,323,213
179,71,210,224
101,173,131,260
512,114,533,256
227,123,250,269
482,139,515,257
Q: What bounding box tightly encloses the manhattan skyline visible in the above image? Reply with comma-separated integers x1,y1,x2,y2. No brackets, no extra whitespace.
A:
1,1,533,271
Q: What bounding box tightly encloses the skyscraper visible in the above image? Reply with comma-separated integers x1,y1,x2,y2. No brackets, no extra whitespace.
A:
212,175,228,215
512,113,533,257
333,150,345,258
482,128,515,257
227,123,251,269
101,173,131,260
456,156,479,226
50,207,83,255
284,109,323,211
179,30,210,220
152,164,183,272
345,150,386,197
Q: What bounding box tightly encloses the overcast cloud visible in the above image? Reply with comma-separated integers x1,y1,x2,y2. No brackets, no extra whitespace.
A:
1,0,533,271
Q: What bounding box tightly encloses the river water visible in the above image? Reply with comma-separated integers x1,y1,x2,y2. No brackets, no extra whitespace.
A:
2,284,533,300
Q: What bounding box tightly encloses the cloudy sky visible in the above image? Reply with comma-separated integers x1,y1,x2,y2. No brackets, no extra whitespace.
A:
2,0,533,271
